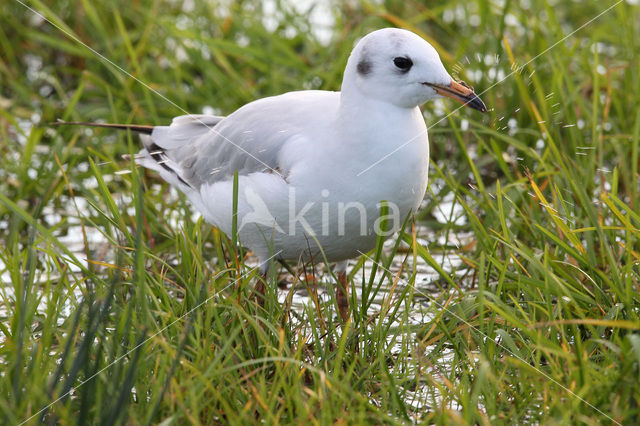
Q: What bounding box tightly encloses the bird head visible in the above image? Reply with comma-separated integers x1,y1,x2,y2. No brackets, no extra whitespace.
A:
343,28,487,112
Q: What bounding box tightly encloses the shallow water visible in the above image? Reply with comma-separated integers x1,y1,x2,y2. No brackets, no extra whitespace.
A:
0,150,471,415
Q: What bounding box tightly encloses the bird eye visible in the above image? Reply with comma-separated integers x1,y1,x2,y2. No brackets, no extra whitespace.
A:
393,57,413,71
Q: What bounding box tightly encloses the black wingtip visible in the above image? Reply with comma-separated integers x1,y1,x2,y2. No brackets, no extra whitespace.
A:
147,143,194,189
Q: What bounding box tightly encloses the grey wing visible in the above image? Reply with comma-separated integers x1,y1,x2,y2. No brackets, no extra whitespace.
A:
136,91,339,191
137,109,293,190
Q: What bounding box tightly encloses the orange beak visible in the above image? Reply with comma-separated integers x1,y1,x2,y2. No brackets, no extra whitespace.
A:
424,80,487,112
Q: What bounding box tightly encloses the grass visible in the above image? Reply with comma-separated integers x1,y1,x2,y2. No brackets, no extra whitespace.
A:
1,0,639,423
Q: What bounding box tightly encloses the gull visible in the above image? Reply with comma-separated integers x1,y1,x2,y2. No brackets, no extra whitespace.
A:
55,28,487,322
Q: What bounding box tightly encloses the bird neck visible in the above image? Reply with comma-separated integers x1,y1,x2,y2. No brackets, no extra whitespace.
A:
338,85,420,132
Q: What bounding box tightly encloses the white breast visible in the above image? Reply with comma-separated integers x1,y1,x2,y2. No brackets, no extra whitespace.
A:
194,103,430,263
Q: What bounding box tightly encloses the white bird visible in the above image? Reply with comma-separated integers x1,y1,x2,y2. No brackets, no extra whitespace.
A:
55,28,487,322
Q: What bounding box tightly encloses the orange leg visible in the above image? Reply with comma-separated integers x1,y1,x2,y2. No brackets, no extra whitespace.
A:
253,271,267,309
336,270,350,323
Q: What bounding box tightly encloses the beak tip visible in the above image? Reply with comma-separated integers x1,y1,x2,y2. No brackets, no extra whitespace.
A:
467,96,488,113
432,80,488,113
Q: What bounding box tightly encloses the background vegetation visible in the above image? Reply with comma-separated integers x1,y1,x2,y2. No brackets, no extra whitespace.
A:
1,0,639,423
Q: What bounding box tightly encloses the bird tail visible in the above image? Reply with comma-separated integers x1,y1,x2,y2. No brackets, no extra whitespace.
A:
51,119,196,191
50,120,154,134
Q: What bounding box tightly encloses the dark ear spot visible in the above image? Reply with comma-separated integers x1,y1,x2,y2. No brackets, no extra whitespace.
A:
357,59,372,76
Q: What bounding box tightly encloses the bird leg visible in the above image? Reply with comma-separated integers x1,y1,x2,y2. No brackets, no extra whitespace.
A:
336,268,350,323
253,269,268,310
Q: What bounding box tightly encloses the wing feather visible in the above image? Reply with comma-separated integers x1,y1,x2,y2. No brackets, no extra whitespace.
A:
137,90,340,190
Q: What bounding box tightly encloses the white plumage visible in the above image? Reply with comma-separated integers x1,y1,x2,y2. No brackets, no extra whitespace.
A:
133,28,488,269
